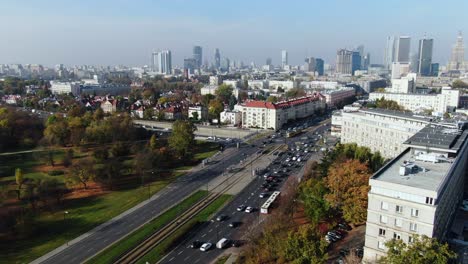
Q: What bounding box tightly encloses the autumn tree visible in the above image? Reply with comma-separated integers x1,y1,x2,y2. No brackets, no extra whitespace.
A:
168,120,197,160
44,115,70,146
266,96,278,103
67,158,95,189
208,99,224,120
379,235,456,264
299,178,330,225
324,159,371,225
375,97,403,111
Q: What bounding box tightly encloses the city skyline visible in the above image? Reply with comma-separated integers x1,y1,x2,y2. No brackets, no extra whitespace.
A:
0,0,468,66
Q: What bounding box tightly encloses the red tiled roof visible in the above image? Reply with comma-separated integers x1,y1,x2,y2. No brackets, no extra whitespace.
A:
244,93,323,110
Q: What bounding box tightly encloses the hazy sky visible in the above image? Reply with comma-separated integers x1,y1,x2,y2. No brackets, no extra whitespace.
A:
1,0,467,67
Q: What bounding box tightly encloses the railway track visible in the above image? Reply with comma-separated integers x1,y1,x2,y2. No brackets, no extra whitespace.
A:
114,145,283,264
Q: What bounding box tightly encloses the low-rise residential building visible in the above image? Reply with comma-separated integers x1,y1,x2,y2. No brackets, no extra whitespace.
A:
220,110,242,125
363,124,468,262
50,81,80,95
200,85,218,95
388,74,416,94
223,79,240,88
100,100,117,113
248,80,267,90
188,106,208,120
268,80,296,91
237,93,325,130
339,108,431,158
321,87,355,107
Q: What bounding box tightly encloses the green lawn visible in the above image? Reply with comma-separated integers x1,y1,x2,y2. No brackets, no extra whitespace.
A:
86,190,208,264
0,143,220,264
136,194,232,264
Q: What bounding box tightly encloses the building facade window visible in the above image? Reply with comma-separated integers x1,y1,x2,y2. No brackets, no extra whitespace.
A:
395,218,403,227
381,201,389,211
380,215,388,224
393,232,401,240
379,228,386,236
425,197,434,205
396,205,403,214
411,208,419,217
410,223,418,232
409,236,414,243
378,241,386,250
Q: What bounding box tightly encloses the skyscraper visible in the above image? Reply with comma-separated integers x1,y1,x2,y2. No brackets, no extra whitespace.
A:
214,48,221,69
336,49,353,75
416,38,433,76
384,36,411,69
448,32,465,71
315,58,324,76
184,58,196,74
156,50,172,74
396,36,411,63
281,50,288,68
352,51,362,74
193,46,203,69
266,58,272,66
363,53,371,70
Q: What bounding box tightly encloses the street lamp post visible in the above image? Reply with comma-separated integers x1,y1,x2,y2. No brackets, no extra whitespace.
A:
64,211,69,246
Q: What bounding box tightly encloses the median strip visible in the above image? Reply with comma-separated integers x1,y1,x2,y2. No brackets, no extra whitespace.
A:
85,190,209,264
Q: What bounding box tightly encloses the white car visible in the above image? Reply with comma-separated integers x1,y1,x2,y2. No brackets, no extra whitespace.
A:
200,242,212,252
245,206,254,213
292,156,297,161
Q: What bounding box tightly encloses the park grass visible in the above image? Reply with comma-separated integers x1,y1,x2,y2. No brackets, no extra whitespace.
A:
85,190,209,264
136,194,232,264
0,143,220,264
215,254,231,264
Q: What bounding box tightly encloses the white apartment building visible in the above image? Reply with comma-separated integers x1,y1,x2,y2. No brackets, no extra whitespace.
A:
220,110,242,125
388,74,416,93
50,81,81,95
364,125,468,263
188,106,208,120
238,94,325,130
209,76,221,85
248,80,267,90
268,80,296,91
222,79,240,88
300,81,339,89
200,85,218,95
321,87,355,107
369,88,460,115
339,108,431,158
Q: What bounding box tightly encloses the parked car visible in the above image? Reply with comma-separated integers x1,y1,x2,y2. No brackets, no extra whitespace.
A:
229,221,240,228
200,242,213,251
259,192,269,198
216,238,229,249
216,215,227,222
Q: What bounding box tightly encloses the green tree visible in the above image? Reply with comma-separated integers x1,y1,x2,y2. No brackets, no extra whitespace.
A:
149,134,158,151
215,84,234,103
285,88,306,98
266,96,278,103
191,111,199,120
93,107,105,121
15,168,23,199
201,94,215,107
44,116,70,146
379,235,456,264
143,108,154,120
208,99,224,120
375,97,403,111
62,149,74,167
299,178,330,224
282,225,329,264
168,120,197,159
67,158,95,189
452,79,468,89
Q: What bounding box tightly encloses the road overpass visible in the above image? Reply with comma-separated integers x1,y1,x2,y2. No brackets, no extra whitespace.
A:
133,120,255,139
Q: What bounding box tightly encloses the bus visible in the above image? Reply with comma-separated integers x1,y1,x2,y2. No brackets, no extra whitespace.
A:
286,129,302,138
260,191,281,214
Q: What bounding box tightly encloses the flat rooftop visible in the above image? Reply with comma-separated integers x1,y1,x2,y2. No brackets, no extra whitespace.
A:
372,149,452,191
404,125,468,151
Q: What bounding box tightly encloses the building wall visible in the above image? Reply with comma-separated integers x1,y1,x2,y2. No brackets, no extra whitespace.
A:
340,110,428,158
369,92,452,114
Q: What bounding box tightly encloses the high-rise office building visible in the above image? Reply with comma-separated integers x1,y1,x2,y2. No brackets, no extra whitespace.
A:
336,49,353,75
448,32,465,71
152,50,172,75
193,46,203,69
266,58,272,66
416,38,434,76
430,63,439,76
151,52,158,72
221,57,230,72
363,53,371,70
352,51,362,74
281,50,288,68
214,48,221,69
304,57,316,72
385,36,411,69
184,58,196,74
315,58,324,76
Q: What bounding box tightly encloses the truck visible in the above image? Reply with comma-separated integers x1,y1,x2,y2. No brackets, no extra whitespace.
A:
216,238,229,249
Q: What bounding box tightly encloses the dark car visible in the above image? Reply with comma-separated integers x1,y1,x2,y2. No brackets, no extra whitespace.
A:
231,240,241,247
216,215,227,222
190,240,203,249
229,221,241,228
338,223,352,231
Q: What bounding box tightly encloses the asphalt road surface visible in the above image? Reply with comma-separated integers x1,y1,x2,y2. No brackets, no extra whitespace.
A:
34,142,261,264
160,120,332,264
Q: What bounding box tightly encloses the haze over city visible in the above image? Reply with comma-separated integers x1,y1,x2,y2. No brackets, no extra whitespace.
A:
1,0,467,66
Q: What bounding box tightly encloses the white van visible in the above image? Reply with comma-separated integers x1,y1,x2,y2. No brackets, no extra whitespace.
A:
216,238,229,249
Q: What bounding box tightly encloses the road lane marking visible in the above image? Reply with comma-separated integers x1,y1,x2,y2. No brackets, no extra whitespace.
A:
184,256,190,261
178,251,183,255
169,257,175,262
208,229,213,233
201,233,206,238
195,259,200,263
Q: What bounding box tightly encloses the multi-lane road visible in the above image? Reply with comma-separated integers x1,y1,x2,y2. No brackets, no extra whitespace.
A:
33,141,262,264
160,119,332,264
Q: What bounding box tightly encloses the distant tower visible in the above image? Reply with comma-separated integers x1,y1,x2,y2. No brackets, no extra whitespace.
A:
154,50,172,74
448,32,465,71
416,37,434,76
214,48,221,69
281,50,288,68
336,49,353,75
193,46,203,69
396,36,411,63
266,58,272,66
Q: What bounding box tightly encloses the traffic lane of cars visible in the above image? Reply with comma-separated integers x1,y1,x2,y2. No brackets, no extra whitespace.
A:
162,151,298,263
